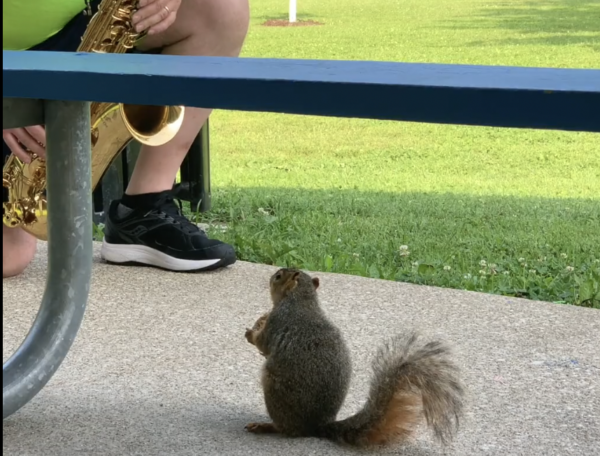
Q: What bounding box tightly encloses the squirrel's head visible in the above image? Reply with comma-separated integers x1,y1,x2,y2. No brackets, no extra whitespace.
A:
269,268,320,306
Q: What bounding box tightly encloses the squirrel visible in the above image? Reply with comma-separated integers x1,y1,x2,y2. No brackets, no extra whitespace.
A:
244,268,465,448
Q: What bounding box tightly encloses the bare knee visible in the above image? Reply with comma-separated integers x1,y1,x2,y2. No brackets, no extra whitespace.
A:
141,0,250,57
3,225,37,278
213,0,250,47
185,0,250,54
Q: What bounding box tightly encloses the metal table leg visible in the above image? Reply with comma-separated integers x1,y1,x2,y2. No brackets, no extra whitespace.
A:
3,99,93,419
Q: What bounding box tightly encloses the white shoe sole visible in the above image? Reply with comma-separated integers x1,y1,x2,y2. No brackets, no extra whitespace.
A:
101,240,221,272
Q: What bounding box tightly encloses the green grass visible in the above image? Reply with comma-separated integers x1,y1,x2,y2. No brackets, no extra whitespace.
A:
191,0,600,307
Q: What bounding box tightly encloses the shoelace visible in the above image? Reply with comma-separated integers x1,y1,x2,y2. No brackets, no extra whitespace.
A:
152,191,203,235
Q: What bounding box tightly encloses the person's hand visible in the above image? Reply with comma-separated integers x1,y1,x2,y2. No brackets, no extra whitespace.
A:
132,0,182,36
3,126,46,163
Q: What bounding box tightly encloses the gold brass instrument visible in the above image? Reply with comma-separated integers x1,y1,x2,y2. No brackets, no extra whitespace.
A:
2,0,185,240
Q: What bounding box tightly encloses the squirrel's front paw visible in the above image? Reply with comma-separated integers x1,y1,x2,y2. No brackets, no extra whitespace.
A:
253,313,268,331
245,328,255,344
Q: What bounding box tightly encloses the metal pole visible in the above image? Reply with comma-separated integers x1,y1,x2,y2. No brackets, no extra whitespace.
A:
3,100,93,419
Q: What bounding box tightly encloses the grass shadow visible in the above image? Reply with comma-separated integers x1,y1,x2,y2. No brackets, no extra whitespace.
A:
191,186,600,308
444,0,600,50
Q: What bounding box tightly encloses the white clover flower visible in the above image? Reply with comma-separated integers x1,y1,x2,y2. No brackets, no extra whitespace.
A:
480,260,487,267
399,245,409,251
443,265,451,271
503,271,510,275
352,253,360,258
518,257,525,263
258,207,269,215
412,261,419,267
565,266,574,272
464,273,472,279
529,269,536,274
561,253,568,259
490,263,497,269
479,270,486,275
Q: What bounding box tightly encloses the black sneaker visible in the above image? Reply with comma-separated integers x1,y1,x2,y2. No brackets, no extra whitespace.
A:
100,191,236,272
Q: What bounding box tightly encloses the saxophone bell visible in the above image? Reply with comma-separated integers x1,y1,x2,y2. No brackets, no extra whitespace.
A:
120,104,185,147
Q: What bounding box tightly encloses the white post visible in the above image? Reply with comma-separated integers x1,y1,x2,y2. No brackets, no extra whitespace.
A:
289,0,297,23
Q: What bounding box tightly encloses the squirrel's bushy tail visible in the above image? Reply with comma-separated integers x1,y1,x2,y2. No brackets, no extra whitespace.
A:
317,331,465,448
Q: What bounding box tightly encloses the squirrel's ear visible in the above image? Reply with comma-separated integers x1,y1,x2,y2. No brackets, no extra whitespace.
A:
286,271,301,292
312,277,320,289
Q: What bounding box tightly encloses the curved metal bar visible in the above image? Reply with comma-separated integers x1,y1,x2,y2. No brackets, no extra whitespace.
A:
3,99,92,419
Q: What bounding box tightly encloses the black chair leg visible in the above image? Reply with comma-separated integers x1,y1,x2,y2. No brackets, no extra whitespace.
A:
199,120,212,213
92,154,125,225
179,120,211,214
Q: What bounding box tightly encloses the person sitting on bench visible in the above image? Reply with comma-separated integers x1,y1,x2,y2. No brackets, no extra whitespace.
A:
3,0,250,278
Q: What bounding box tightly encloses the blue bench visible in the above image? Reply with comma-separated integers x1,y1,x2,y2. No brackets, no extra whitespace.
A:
3,50,600,419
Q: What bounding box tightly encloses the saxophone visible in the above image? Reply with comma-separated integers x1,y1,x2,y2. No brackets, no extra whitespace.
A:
2,0,185,240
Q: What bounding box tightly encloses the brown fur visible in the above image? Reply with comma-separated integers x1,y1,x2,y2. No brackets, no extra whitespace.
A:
244,268,465,448
364,390,422,445
245,313,270,357
268,269,320,306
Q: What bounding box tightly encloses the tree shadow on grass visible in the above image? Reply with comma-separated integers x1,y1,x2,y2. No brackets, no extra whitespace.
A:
445,0,600,50
194,186,600,307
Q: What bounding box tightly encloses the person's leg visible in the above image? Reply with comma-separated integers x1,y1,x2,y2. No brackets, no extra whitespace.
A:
3,225,37,278
101,0,250,271
126,0,250,195
3,143,37,278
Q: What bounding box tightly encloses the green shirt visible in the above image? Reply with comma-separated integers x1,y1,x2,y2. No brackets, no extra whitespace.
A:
3,0,86,51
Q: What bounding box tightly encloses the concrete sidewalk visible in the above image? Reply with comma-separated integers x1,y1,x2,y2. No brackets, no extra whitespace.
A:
3,242,599,456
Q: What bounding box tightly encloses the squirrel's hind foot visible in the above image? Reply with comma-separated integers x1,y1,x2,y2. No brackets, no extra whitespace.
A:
245,422,279,434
